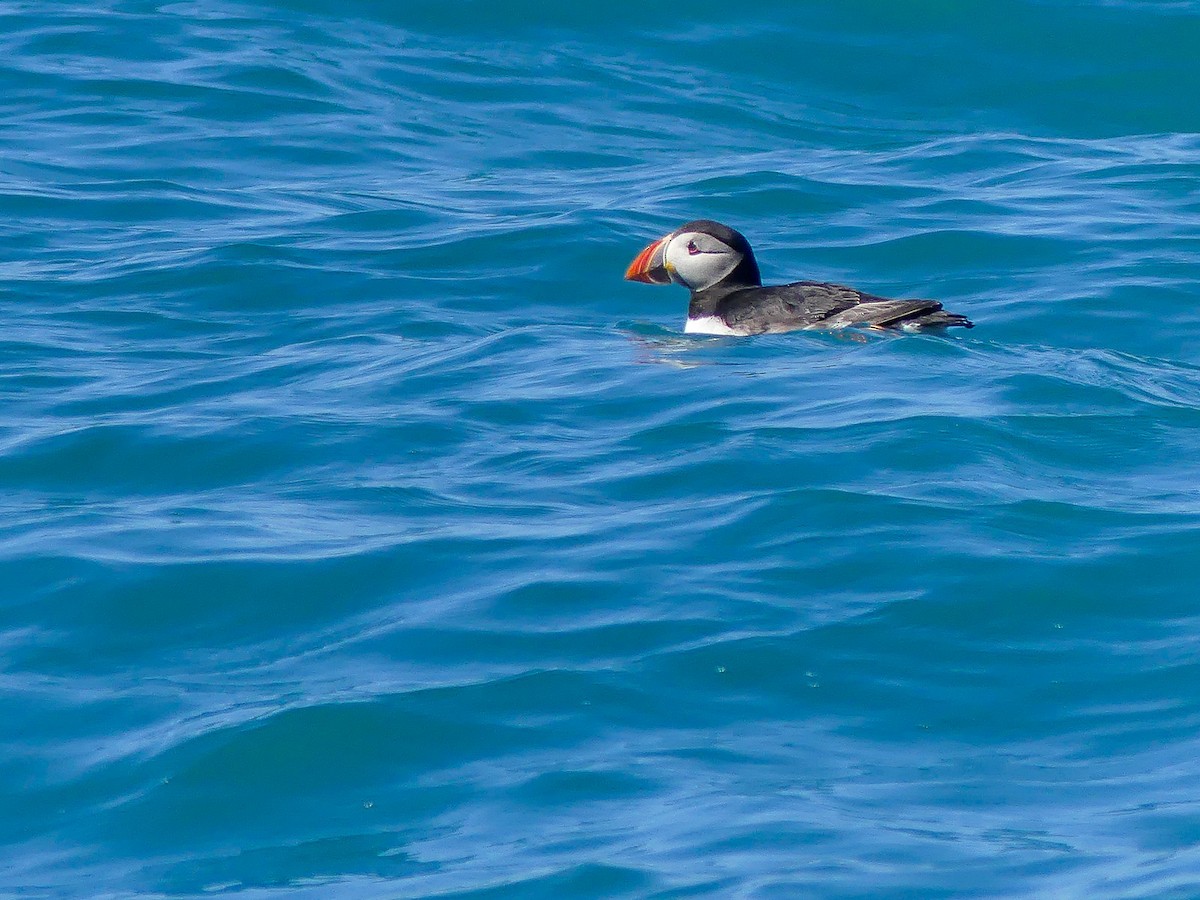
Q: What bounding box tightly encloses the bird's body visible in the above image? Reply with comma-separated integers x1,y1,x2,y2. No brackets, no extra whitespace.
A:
624,219,973,335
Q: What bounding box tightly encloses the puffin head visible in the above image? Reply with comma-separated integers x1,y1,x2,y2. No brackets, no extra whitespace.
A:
624,219,762,292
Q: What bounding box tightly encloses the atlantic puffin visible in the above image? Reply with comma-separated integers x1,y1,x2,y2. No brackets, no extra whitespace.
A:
625,219,973,335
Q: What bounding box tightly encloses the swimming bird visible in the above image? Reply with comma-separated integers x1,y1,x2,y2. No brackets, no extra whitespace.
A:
624,219,973,335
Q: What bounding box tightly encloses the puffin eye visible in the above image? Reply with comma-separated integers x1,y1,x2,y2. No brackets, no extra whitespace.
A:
687,240,700,255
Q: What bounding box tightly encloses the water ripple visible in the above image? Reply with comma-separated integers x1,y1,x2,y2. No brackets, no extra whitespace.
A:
5,0,1200,896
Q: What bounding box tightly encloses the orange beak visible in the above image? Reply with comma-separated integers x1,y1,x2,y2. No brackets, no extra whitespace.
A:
624,236,672,284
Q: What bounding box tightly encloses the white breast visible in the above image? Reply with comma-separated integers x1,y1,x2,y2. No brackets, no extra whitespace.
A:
684,315,741,336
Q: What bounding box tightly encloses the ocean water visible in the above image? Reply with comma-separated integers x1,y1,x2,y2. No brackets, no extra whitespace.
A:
4,1,1200,896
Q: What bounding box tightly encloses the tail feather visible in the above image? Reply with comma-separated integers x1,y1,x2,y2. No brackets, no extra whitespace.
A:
907,309,974,329
853,299,974,331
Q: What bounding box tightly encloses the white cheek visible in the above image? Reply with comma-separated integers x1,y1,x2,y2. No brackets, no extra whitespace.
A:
663,239,692,285
664,236,738,291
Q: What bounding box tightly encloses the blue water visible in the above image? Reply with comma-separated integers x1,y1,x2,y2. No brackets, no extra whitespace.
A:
4,1,1200,896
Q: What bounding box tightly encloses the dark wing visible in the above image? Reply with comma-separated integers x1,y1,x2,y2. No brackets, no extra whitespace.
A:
720,281,972,333
718,282,866,334
821,298,954,328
